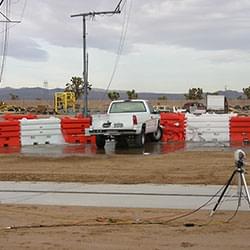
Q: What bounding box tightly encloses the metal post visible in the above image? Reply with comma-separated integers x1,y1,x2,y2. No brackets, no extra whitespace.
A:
82,16,88,116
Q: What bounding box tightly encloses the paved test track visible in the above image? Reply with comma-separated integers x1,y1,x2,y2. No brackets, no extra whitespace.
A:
0,182,249,212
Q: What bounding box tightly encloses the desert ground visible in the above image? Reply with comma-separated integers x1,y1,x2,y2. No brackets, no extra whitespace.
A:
0,150,246,184
0,149,250,249
0,205,250,250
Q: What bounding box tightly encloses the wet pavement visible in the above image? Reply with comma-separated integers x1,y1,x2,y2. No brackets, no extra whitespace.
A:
0,140,250,157
0,181,249,211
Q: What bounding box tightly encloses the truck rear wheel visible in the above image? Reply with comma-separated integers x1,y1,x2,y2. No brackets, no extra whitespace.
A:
150,126,163,142
96,135,106,149
136,129,145,147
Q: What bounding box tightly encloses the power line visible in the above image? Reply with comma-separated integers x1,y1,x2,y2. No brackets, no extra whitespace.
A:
70,0,123,116
103,0,133,100
0,0,10,82
0,0,23,82
19,0,27,20
0,0,26,33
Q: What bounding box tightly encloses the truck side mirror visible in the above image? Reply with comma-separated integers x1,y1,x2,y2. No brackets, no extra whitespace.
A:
152,110,159,114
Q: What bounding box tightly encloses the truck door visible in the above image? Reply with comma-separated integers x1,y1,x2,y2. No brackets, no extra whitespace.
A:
146,102,159,133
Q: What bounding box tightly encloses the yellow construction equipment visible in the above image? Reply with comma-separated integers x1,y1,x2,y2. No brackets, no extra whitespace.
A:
54,92,76,114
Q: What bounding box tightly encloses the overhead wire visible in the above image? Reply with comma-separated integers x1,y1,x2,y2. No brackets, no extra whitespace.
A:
0,0,27,82
0,0,10,82
19,0,26,20
0,0,27,33
11,0,22,4
102,0,132,100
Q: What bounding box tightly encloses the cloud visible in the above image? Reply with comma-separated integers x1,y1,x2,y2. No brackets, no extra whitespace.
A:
200,50,250,64
7,37,48,62
3,0,250,62
130,0,250,51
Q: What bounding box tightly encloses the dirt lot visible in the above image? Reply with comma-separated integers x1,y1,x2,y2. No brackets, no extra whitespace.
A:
0,150,246,184
0,150,250,249
0,205,250,250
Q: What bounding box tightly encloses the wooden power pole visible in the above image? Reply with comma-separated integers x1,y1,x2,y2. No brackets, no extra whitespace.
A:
70,0,123,116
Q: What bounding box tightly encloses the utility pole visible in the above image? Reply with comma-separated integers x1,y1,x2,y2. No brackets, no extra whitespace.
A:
0,0,21,82
70,0,123,117
0,0,21,24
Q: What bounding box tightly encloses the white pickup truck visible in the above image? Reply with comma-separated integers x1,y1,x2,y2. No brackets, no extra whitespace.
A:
87,99,162,148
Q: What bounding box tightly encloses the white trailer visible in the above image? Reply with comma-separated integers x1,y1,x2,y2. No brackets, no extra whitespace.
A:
206,95,226,112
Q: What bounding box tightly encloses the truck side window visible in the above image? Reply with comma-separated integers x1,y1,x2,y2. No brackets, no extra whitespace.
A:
147,103,155,114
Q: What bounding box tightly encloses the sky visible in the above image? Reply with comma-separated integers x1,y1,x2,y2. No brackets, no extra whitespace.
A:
0,0,250,93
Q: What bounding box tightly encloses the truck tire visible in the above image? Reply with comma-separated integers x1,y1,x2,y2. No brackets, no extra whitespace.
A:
96,135,106,149
136,129,145,147
150,126,163,142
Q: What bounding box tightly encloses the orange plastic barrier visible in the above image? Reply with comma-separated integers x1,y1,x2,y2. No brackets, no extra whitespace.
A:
0,120,20,147
160,113,186,142
3,114,37,120
0,147,21,154
61,117,96,144
230,116,250,143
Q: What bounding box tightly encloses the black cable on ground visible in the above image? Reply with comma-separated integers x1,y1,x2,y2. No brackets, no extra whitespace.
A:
225,179,242,223
147,183,226,225
1,183,228,231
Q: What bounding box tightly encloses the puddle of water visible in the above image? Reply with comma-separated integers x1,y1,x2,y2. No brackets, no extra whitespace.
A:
0,147,21,154
0,141,249,156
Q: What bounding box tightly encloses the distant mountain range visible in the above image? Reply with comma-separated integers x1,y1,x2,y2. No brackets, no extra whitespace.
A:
0,87,244,100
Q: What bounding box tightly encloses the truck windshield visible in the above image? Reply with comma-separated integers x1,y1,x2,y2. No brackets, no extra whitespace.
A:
109,101,146,113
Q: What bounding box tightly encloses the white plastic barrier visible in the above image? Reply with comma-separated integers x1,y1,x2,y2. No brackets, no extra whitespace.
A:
20,117,65,146
186,113,235,142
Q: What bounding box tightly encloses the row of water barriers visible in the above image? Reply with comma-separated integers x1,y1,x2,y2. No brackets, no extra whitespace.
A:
0,114,94,147
160,113,248,144
0,112,249,148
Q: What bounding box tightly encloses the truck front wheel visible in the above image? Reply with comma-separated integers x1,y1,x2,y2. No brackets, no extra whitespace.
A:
96,135,106,149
